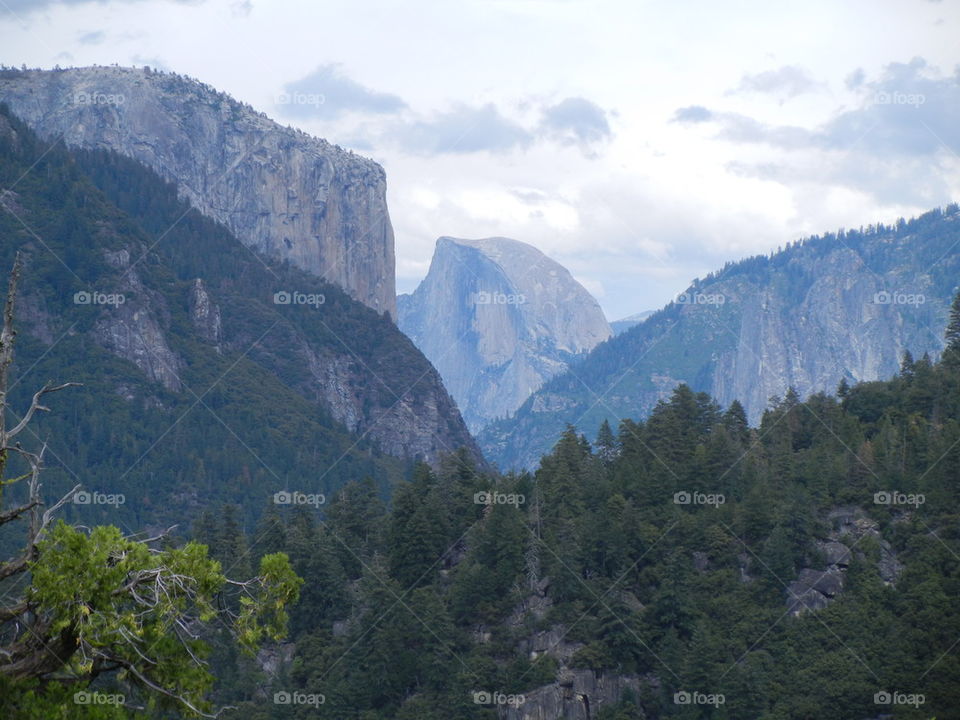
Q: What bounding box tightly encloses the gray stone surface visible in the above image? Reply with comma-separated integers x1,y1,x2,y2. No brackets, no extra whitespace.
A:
399,237,611,431
498,669,646,720
0,66,396,317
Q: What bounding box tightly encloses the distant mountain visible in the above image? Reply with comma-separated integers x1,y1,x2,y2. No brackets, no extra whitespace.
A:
398,236,611,431
0,66,396,317
479,207,960,469
610,309,655,335
0,105,478,533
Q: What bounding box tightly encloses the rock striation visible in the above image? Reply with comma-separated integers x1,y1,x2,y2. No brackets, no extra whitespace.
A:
399,237,611,432
0,66,396,317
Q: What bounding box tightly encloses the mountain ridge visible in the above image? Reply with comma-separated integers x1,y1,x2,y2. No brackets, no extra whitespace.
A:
0,104,479,534
479,207,960,469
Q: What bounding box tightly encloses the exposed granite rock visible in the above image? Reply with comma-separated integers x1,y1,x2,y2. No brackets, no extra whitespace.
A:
820,540,852,567
94,302,182,392
787,506,904,615
0,66,396,317
519,625,584,665
399,237,611,431
499,669,647,720
787,568,845,615
189,278,222,351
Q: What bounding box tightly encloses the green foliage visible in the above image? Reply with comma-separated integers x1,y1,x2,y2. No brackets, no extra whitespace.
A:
223,313,960,718
3,522,300,717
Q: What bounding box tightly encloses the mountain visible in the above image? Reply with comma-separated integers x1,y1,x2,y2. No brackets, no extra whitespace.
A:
480,208,960,469
0,66,396,317
398,236,611,431
0,104,478,533
611,309,655,335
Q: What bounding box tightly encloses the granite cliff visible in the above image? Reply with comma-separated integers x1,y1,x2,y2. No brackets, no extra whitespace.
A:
0,66,396,317
398,237,611,432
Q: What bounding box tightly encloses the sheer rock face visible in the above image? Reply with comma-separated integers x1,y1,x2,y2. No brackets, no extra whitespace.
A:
398,237,611,432
0,66,396,318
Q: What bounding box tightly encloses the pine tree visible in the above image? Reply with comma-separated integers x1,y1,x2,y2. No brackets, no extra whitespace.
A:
596,419,619,464
944,291,960,367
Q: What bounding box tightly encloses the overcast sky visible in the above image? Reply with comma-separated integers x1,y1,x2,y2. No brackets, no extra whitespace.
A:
2,0,958,320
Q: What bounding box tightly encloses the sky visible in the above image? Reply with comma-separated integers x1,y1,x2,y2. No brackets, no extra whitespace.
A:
1,0,958,321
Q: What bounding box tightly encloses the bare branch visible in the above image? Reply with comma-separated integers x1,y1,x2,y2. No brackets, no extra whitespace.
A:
7,383,82,439
0,498,38,527
101,654,234,719
38,484,81,536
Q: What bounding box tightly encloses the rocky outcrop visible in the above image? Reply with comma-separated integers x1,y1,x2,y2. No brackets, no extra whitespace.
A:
787,567,846,614
189,278,222,351
0,66,396,317
499,669,647,720
92,255,183,392
481,208,960,469
787,507,903,615
399,237,611,431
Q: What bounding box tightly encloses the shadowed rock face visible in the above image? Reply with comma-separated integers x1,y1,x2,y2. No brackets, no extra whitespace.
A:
398,237,611,432
0,66,396,318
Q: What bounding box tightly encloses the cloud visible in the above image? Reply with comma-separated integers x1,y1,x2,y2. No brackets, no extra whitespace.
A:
539,96,612,145
276,64,406,119
78,30,104,44
729,65,820,100
676,58,960,158
672,105,714,123
676,58,960,207
2,0,204,12
385,95,612,157
391,103,533,155
845,67,866,90
820,57,960,156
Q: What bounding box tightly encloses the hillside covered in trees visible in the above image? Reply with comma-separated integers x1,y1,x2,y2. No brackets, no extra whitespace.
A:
195,297,960,719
